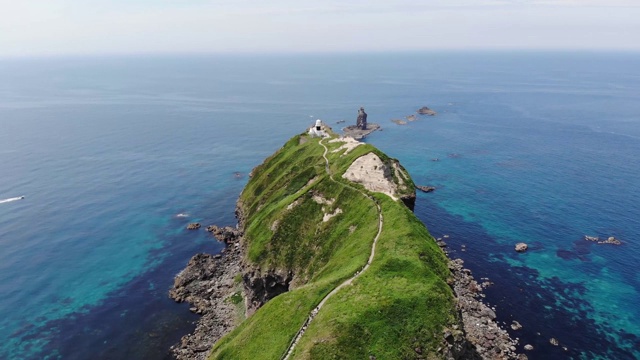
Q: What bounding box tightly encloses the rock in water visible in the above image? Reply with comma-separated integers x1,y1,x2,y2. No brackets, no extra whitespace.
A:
417,106,437,115
416,185,436,193
186,223,201,230
585,234,621,245
515,243,528,252
511,320,522,330
601,236,621,245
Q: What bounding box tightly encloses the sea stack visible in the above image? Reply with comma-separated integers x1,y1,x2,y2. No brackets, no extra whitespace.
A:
356,107,368,129
343,107,380,139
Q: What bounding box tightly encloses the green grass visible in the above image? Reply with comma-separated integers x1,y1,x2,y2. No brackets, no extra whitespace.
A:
289,195,455,359
233,273,243,284
209,131,457,359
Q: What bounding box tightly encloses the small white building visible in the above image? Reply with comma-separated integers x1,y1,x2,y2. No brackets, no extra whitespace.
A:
308,119,327,138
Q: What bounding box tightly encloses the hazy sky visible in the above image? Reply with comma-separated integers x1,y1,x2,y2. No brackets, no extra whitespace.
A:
1,0,639,57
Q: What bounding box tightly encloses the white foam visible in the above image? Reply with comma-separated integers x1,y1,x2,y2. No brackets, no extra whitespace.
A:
0,196,25,204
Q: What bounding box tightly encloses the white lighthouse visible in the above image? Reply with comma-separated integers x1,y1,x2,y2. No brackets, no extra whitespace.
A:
308,119,327,138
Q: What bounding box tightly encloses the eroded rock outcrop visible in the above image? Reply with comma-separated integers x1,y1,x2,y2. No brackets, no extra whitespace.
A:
206,225,241,243
341,152,417,211
242,268,293,316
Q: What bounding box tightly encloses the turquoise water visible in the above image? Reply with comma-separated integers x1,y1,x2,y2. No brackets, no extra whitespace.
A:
0,52,639,359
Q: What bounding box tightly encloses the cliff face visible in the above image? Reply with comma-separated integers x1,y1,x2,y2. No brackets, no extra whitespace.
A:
171,130,521,360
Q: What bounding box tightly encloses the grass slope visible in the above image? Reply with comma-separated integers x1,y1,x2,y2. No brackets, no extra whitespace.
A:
209,131,456,360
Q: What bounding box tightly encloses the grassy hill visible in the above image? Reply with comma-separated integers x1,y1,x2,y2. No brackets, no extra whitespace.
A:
208,129,459,359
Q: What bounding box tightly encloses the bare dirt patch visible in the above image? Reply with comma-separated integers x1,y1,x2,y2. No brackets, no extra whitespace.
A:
342,152,399,200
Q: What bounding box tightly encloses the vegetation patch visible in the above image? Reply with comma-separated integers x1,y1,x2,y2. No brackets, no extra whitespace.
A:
228,292,243,305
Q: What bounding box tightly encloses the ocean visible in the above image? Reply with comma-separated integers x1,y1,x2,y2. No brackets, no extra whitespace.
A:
0,52,639,359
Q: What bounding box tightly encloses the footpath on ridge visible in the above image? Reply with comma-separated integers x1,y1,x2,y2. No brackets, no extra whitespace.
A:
281,137,384,360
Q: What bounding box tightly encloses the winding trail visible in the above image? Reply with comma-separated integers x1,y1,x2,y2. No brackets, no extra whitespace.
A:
281,137,384,360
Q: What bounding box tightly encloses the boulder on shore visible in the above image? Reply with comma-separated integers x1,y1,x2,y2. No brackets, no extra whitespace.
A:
206,224,241,243
515,243,528,252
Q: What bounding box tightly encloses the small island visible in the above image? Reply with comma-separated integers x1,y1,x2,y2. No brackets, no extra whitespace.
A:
343,106,380,139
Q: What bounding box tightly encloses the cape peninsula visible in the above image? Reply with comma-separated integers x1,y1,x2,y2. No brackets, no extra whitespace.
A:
170,125,522,360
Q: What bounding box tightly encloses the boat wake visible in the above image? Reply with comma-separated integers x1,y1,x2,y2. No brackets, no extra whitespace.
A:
0,196,25,204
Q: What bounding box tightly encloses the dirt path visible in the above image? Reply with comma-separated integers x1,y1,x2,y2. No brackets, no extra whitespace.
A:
281,137,384,360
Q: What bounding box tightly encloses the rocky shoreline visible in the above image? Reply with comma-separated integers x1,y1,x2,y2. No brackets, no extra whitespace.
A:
448,258,525,359
169,212,525,359
168,224,244,360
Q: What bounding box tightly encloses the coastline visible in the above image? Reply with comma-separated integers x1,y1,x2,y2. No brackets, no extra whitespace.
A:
169,224,244,360
169,198,523,360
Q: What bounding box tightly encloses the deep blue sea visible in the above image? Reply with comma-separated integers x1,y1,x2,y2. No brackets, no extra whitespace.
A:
1,52,639,359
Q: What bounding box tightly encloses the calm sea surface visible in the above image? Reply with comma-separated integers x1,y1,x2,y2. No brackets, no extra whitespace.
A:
1,52,639,359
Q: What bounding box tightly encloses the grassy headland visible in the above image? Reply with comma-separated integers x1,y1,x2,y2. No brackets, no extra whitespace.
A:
209,129,458,359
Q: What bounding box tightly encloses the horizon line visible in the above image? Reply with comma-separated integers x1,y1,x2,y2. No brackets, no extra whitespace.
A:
3,47,640,61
